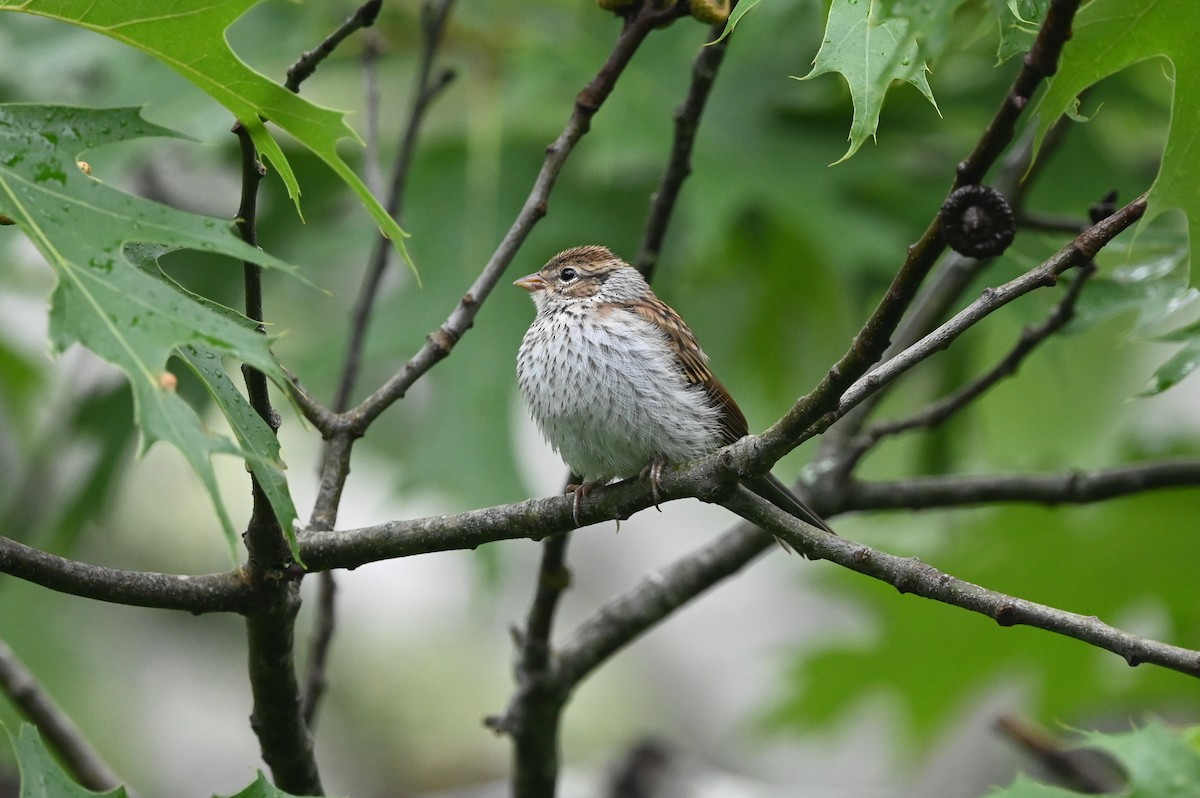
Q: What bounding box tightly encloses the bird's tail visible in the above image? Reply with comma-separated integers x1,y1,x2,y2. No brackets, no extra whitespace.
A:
746,474,835,535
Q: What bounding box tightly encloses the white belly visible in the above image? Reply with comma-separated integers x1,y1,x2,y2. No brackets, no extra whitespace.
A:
517,308,723,482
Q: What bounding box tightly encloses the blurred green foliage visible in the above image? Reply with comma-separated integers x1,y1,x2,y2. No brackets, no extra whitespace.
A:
0,0,1198,793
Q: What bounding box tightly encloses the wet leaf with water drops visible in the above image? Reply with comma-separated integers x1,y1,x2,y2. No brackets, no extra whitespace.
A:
0,104,301,558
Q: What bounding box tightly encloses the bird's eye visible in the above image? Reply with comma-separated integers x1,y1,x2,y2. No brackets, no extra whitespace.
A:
558,267,577,282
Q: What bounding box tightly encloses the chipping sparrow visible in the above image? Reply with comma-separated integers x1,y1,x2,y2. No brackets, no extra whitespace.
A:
515,245,831,533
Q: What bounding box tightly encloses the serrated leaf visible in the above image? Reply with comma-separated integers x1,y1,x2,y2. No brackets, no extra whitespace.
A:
880,0,972,64
987,773,1085,798
1034,0,1200,288
994,0,1049,63
800,0,941,163
217,771,313,798
0,0,414,277
1140,321,1200,395
1081,721,1200,798
710,0,763,44
991,721,1200,797
1070,235,1195,335
180,344,300,563
2,722,128,798
0,104,296,554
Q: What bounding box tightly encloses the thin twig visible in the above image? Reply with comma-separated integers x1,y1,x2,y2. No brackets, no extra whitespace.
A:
634,20,733,281
233,119,324,796
485,532,573,798
725,486,1200,678
0,535,251,612
845,263,1096,462
996,716,1123,793
331,0,457,415
734,194,1147,476
345,1,691,433
816,115,1075,468
285,0,383,93
1019,210,1089,234
0,639,127,794
750,0,1084,473
555,524,773,688
301,570,337,729
843,459,1200,512
301,0,459,735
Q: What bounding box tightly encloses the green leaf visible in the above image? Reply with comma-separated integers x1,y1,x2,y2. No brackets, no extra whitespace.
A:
1140,318,1200,395
800,0,942,163
994,0,1049,63
0,0,413,277
0,104,297,554
1069,231,1194,335
710,0,763,44
990,721,1200,797
2,722,128,798
988,773,1085,798
768,492,1200,746
1035,0,1200,286
217,771,312,798
180,344,301,563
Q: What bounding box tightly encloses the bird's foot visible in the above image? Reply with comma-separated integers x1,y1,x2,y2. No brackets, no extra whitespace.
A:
639,456,667,512
566,480,603,526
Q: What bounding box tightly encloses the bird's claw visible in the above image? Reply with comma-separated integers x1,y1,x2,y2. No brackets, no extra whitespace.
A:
568,481,595,526
639,457,666,512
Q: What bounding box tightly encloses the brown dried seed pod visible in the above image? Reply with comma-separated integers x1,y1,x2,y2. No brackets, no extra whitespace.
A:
938,184,1016,259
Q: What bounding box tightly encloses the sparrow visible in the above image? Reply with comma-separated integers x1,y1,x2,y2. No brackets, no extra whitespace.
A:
514,244,832,534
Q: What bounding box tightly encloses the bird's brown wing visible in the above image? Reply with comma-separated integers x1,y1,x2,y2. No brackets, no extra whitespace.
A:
623,295,748,444
624,294,834,534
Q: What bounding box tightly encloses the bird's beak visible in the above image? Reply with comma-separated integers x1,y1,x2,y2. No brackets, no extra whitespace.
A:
514,273,547,292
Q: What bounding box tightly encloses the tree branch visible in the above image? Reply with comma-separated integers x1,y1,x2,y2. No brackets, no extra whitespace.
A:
9,452,1198,614
301,0,459,734
816,115,1075,467
0,639,128,794
233,4,396,787
284,0,383,94
555,524,772,688
742,194,1147,471
843,261,1096,464
725,486,1200,678
344,0,690,432
0,535,251,613
634,19,733,281
331,0,457,415
750,0,1084,471
485,532,574,798
843,459,1200,512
